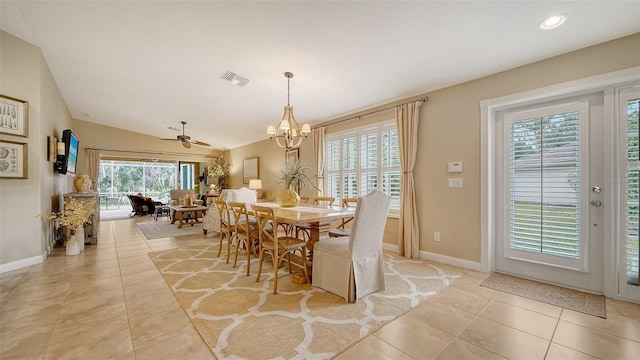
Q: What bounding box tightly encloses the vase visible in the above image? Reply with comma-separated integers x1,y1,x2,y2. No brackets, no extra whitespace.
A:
76,225,85,252
73,173,92,193
66,229,80,256
277,186,300,208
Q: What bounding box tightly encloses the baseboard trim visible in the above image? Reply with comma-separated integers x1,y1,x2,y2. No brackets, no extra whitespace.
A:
382,243,399,253
419,250,487,273
383,244,486,273
0,252,46,273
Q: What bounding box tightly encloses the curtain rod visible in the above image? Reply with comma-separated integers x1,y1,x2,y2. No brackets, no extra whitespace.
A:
316,96,429,128
85,147,216,158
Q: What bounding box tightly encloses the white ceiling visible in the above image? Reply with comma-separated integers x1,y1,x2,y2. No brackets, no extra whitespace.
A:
1,1,639,150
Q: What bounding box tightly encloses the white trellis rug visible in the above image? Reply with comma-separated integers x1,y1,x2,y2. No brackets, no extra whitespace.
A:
149,244,462,359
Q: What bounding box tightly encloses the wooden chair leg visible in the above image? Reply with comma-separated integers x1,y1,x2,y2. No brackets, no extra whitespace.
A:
273,251,279,294
225,232,232,263
246,241,251,276
233,237,240,268
301,247,309,283
256,249,264,282
217,231,224,257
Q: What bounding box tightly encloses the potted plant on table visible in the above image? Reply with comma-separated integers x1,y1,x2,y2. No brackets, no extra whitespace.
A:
41,197,97,255
276,160,314,207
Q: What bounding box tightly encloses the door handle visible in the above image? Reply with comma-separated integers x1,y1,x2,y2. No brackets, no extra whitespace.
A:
590,200,602,207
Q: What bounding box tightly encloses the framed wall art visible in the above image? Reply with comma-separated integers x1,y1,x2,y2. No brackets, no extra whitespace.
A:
285,148,299,165
0,94,29,137
243,157,259,184
0,140,28,179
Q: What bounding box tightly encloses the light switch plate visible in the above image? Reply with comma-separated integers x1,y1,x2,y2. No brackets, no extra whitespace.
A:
448,178,463,188
448,162,463,173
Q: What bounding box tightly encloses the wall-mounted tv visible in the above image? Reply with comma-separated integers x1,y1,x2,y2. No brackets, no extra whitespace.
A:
55,129,79,175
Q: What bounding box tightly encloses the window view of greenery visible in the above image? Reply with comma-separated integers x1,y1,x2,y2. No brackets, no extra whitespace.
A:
626,99,639,285
97,160,177,207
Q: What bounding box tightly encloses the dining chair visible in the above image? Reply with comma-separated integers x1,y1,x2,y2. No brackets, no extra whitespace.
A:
295,196,337,240
328,198,358,238
214,199,235,262
312,190,390,302
228,202,259,276
313,196,335,207
253,205,309,294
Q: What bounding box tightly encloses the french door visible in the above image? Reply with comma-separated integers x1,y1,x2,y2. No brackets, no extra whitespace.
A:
616,85,640,300
495,93,604,293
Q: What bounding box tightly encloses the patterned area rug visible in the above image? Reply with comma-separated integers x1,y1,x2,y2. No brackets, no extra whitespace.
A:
149,244,462,359
481,272,606,318
136,221,203,240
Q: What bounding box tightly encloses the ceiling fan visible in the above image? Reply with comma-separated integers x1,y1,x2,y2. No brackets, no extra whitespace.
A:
161,121,210,149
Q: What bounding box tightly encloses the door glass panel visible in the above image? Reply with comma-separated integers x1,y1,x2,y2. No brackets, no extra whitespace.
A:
625,98,640,286
506,102,586,269
509,112,581,258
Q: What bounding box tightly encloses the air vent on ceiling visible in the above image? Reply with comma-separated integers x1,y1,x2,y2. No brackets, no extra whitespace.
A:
222,71,250,87
167,126,181,132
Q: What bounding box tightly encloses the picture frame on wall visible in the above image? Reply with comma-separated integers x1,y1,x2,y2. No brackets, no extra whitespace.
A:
243,157,259,184
0,140,28,179
285,148,299,165
0,94,29,138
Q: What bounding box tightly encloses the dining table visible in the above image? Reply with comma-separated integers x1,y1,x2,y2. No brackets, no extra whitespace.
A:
248,202,356,283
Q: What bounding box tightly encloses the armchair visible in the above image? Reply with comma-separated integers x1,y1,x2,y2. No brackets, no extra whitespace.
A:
127,194,157,217
312,190,390,302
168,189,204,206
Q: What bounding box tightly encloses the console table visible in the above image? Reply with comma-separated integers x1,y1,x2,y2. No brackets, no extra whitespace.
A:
64,192,100,245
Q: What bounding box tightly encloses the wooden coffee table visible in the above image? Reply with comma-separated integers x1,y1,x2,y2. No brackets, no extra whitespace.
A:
169,205,208,229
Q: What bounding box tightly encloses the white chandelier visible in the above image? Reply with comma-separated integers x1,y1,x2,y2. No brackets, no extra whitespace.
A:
267,72,311,149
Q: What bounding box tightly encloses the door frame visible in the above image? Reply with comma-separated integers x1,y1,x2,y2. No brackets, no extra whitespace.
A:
480,66,640,299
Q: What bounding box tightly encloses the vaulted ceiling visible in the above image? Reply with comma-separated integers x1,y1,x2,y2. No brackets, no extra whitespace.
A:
2,1,639,150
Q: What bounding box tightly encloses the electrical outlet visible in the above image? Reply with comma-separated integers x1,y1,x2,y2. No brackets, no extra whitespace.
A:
434,232,441,242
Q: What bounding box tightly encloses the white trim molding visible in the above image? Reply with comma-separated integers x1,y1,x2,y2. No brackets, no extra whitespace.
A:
0,251,47,273
480,66,640,296
419,250,486,273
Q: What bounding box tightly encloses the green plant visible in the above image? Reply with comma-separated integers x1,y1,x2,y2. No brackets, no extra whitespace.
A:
277,160,316,191
208,156,231,177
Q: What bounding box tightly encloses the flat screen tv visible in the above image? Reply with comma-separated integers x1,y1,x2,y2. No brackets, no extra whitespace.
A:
57,129,79,175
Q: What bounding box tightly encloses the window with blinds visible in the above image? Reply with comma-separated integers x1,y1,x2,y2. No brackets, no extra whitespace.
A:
325,121,400,212
504,102,588,269
625,98,640,286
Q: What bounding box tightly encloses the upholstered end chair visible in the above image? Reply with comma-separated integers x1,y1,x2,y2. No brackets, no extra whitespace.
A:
202,187,257,236
312,190,390,302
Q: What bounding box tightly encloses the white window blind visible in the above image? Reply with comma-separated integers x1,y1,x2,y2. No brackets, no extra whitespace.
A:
325,121,400,212
625,98,640,285
505,102,587,267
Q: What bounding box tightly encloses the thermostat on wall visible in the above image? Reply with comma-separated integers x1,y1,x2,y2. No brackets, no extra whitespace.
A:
448,162,463,173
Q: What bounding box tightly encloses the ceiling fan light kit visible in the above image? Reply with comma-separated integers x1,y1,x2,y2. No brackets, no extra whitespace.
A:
267,72,311,150
161,121,210,149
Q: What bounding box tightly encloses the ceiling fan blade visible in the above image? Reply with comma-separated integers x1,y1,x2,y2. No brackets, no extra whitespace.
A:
160,138,177,141
191,140,211,147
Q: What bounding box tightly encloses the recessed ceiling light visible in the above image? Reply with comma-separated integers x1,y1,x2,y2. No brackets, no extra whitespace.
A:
541,14,567,30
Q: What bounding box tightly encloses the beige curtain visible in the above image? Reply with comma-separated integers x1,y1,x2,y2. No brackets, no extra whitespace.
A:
87,149,101,192
396,101,421,258
313,127,325,196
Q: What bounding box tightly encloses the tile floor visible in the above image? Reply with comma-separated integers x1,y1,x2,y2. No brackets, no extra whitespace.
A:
1,218,639,360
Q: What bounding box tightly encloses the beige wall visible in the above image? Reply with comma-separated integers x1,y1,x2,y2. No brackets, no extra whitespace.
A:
230,33,640,262
417,33,639,263
0,31,74,268
2,30,638,270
